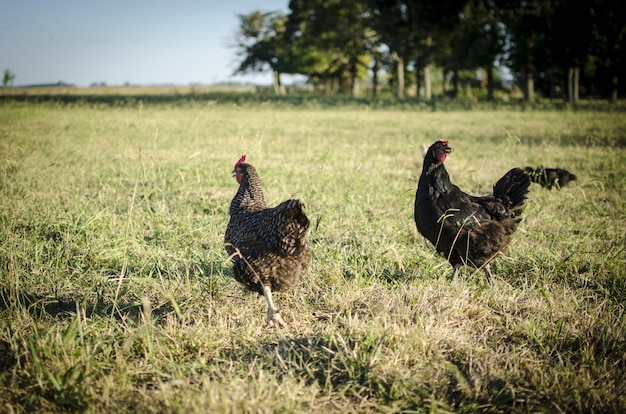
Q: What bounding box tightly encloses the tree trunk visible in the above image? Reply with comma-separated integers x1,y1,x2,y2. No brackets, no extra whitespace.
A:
610,75,618,103
371,51,380,97
486,64,494,101
567,67,573,102
549,71,557,99
525,69,535,102
350,58,359,97
396,55,405,99
453,69,460,98
573,67,579,103
351,76,359,97
272,71,285,95
339,74,347,94
567,67,580,103
416,65,423,98
465,81,473,98
423,36,432,100
424,64,431,100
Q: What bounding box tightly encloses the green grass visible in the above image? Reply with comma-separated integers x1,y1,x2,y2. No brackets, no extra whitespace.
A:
1,96,625,412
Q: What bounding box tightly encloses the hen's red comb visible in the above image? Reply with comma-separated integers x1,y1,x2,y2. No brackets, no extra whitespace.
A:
439,139,449,145
235,154,247,165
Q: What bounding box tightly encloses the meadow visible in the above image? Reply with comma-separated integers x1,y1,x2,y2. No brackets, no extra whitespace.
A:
1,92,625,413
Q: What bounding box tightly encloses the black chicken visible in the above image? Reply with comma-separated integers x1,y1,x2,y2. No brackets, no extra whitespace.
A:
224,155,311,328
525,166,577,190
414,140,531,282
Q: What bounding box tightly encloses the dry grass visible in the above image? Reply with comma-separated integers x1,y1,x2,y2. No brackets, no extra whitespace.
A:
1,96,625,413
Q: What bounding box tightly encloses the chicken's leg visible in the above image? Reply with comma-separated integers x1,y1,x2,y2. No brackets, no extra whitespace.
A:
449,264,462,281
262,285,286,328
483,264,494,285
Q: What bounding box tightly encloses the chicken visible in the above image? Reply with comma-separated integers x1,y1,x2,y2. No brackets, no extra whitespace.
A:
224,155,311,328
525,166,577,190
414,140,531,282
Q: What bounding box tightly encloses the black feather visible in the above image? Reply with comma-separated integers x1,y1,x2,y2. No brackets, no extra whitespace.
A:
525,166,577,190
414,141,531,277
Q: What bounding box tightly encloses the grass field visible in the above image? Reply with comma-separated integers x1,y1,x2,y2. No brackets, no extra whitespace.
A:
1,93,625,413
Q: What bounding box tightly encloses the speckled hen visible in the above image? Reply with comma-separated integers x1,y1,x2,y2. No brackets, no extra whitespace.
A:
224,155,311,328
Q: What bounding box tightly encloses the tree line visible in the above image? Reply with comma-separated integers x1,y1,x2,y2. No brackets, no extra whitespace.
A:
233,0,625,102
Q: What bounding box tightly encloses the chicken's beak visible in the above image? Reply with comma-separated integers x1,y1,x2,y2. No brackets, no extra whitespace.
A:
445,147,453,153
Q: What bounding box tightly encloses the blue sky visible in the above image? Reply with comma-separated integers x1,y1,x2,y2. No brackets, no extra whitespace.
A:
0,0,291,87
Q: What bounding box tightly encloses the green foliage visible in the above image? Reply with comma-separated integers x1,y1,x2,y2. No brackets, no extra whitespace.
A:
2,69,15,88
286,0,376,94
234,11,290,76
0,97,625,412
231,1,624,100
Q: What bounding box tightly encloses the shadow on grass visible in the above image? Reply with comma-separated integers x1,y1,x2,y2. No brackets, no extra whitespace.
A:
0,257,228,323
0,286,142,321
217,332,433,409
216,332,528,411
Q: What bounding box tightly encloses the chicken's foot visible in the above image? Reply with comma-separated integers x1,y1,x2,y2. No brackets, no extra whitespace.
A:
262,285,286,328
450,264,494,285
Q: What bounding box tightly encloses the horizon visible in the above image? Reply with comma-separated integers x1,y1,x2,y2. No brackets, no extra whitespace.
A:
7,77,307,89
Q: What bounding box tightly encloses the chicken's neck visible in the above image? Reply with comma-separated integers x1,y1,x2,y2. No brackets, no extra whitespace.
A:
230,172,267,215
422,159,452,194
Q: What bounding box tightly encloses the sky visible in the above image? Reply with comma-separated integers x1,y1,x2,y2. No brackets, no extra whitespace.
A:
0,0,293,87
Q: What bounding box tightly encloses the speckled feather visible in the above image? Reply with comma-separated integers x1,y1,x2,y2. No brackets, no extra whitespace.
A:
225,163,311,294
414,140,531,270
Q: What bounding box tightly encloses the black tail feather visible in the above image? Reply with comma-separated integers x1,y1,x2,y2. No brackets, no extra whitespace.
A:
493,168,531,209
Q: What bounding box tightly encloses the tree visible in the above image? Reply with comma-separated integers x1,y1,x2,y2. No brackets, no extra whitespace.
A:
228,0,620,101
498,0,554,101
233,11,290,95
499,0,606,103
3,69,15,88
547,0,595,103
403,0,466,100
369,0,416,99
444,0,506,100
287,0,374,96
590,0,626,102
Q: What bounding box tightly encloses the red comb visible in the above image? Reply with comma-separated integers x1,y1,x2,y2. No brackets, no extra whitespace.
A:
235,154,247,165
439,139,449,145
